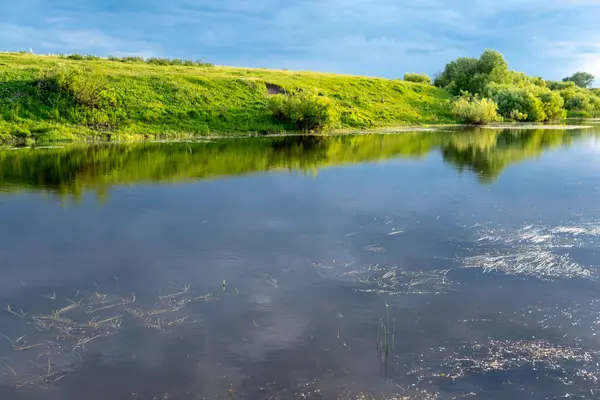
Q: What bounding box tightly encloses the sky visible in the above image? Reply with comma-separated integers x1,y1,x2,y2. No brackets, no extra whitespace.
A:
1,0,600,81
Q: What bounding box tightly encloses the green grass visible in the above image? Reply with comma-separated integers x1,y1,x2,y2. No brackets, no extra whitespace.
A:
0,53,456,144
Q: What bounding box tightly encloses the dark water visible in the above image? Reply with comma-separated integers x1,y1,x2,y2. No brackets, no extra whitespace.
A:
0,127,599,399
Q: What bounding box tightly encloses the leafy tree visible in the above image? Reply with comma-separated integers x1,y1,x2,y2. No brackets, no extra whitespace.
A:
434,57,478,94
562,72,595,88
435,49,509,95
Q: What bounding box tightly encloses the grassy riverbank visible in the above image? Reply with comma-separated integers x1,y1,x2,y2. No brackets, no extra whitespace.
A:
0,53,455,144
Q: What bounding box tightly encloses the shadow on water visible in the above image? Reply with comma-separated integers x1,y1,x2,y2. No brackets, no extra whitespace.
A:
0,127,596,199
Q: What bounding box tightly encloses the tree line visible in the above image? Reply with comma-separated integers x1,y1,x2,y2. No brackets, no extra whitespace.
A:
405,50,598,124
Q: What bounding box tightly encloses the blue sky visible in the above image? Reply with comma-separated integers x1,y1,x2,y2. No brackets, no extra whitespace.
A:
1,0,600,81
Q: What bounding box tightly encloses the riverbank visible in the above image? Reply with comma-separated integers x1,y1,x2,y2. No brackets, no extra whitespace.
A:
0,53,456,145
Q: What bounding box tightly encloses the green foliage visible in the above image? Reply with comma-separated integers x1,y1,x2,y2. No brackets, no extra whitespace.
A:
435,49,509,95
108,56,144,63
404,73,432,85
546,80,576,91
60,54,101,61
563,71,595,88
267,92,340,132
451,95,499,124
35,65,112,108
558,87,600,112
537,91,566,120
0,52,455,141
485,84,552,121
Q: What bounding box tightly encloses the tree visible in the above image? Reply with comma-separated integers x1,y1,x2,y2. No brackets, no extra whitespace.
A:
562,72,595,88
434,49,509,95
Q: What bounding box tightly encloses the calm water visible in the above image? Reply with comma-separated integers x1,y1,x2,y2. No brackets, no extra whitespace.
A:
0,127,599,399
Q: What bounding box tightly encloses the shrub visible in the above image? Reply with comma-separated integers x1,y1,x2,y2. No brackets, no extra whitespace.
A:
108,56,144,63
61,54,100,61
35,65,111,108
537,91,566,120
143,57,213,67
559,87,600,112
267,92,340,132
565,95,591,111
451,96,499,124
546,80,576,91
403,73,432,85
146,57,172,66
485,84,547,121
567,110,591,118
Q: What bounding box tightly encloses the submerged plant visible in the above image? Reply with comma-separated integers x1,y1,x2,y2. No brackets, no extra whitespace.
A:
376,304,396,380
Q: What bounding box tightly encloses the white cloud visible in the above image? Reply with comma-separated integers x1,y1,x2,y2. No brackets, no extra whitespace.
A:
1,0,600,78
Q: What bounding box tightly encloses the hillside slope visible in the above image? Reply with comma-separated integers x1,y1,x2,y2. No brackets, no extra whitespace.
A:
0,53,455,143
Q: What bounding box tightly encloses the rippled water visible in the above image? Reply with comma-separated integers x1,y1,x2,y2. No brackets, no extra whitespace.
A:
0,126,599,399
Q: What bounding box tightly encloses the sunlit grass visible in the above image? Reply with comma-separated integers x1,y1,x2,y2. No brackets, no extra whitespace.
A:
0,52,455,143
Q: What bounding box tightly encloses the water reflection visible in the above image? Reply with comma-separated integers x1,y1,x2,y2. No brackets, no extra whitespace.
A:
1,126,599,399
0,127,594,199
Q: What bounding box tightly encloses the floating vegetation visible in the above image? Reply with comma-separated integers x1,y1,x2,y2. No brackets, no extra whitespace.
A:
354,266,453,296
364,244,386,253
313,261,453,296
0,283,213,389
462,222,600,279
463,250,592,279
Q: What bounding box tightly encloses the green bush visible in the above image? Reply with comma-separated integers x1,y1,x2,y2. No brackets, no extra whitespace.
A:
546,80,576,91
35,65,111,108
451,96,499,124
567,110,591,118
404,73,432,85
485,84,547,121
537,91,566,120
267,92,340,132
61,54,100,61
108,56,144,63
144,57,213,67
559,87,600,112
565,95,591,111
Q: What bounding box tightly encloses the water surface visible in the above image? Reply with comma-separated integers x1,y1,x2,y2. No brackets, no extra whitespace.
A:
0,127,599,399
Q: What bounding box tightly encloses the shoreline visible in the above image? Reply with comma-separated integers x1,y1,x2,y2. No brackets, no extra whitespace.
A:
0,122,595,148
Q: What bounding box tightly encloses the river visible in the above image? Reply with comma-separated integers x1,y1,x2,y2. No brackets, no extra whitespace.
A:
0,125,599,399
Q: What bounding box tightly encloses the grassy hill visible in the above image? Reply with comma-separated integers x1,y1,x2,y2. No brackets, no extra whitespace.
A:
0,53,455,144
